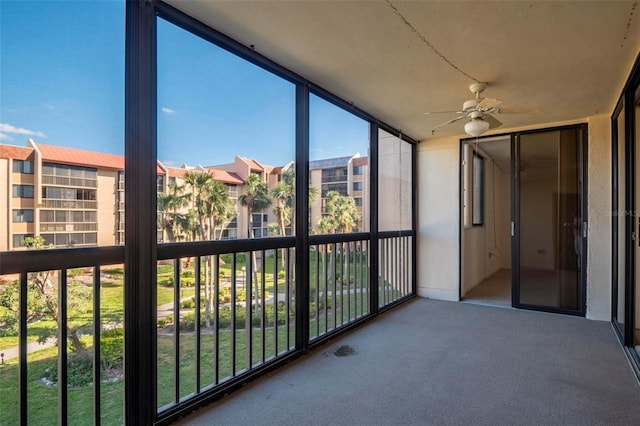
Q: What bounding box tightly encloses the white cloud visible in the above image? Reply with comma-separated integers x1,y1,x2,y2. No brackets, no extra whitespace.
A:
0,123,46,138
41,103,55,110
0,133,12,140
161,107,176,115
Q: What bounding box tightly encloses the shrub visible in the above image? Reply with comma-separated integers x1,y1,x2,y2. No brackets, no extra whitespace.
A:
101,328,124,372
158,276,173,287
181,298,196,309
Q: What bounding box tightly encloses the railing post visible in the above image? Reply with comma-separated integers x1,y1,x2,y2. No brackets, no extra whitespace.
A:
124,0,157,424
370,123,379,314
295,83,310,350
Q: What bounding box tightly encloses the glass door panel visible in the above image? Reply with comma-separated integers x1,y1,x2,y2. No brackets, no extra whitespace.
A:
616,100,626,332
517,129,582,312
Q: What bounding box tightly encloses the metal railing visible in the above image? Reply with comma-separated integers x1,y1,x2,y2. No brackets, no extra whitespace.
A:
41,200,97,210
0,246,125,426
379,231,413,307
155,237,296,417
0,230,413,425
41,175,98,188
308,233,370,341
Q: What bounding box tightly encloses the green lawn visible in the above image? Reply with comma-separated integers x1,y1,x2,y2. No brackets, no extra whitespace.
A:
0,254,408,425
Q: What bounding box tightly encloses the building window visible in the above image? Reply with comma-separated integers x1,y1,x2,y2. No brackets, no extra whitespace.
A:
41,232,98,247
12,209,34,223
12,233,32,248
157,175,164,193
321,168,348,183
12,159,34,174
353,166,364,175
12,184,34,198
353,181,363,191
354,197,363,207
472,152,484,226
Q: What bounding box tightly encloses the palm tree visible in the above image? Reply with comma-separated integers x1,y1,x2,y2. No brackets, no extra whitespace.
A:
317,191,361,285
239,173,272,319
183,171,237,327
157,182,189,242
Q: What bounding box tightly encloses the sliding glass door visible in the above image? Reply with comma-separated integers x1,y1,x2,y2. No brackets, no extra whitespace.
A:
513,126,587,314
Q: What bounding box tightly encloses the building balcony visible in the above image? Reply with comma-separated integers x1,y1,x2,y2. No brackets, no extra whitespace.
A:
0,231,413,425
41,199,97,210
41,175,98,188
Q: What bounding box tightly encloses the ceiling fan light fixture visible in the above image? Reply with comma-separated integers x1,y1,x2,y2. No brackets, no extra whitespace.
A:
464,118,490,137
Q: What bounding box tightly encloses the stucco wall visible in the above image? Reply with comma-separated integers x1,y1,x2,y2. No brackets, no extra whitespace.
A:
417,116,612,320
586,114,611,321
417,136,460,301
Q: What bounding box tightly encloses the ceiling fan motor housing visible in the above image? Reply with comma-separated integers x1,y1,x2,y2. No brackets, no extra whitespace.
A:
463,99,480,112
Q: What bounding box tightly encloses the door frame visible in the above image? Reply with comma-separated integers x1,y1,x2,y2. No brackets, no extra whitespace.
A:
511,124,588,316
458,123,588,317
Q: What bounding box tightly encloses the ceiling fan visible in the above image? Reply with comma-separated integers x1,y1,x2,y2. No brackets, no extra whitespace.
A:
426,83,515,137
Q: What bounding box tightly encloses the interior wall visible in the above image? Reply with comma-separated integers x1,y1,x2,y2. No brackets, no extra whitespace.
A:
417,136,460,301
586,114,611,321
417,116,611,320
461,147,511,296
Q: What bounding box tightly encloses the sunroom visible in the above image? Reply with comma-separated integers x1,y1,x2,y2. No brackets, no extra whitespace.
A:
1,1,640,425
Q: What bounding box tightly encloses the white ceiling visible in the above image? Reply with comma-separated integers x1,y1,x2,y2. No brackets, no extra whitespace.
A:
165,0,640,142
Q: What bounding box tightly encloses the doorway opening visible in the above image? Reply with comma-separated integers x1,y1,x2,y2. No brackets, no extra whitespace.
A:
460,125,587,315
460,137,512,306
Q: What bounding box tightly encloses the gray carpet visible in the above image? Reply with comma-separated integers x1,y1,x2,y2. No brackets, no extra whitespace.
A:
177,298,640,426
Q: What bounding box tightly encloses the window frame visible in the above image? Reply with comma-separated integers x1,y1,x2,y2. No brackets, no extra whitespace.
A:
472,151,485,227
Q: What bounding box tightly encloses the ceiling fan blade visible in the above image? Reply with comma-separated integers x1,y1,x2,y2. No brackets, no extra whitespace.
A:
431,115,468,134
484,114,503,129
424,110,464,115
496,107,540,114
477,98,502,110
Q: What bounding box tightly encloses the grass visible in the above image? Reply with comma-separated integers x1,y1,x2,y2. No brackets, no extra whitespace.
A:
0,286,410,426
0,251,408,425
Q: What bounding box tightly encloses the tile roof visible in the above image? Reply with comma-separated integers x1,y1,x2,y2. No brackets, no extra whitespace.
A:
166,166,244,185
37,143,124,170
209,169,244,185
0,144,34,160
36,143,166,173
246,158,264,171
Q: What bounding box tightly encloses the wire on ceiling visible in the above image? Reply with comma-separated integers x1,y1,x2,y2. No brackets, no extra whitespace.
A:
385,0,482,84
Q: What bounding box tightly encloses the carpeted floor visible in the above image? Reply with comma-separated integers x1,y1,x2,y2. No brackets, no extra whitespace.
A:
177,298,640,426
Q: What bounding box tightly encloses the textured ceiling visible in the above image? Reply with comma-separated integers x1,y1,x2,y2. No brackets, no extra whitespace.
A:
165,0,640,142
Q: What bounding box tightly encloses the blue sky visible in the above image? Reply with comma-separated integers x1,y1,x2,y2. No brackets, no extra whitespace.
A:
1,1,368,167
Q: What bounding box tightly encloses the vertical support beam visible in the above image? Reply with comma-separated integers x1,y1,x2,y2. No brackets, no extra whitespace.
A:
58,269,68,426
295,83,310,351
19,272,27,426
624,89,635,346
124,1,157,424
370,123,379,314
93,266,102,425
411,142,417,295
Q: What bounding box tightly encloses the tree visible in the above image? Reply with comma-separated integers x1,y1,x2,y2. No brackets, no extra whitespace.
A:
182,171,235,327
316,191,361,285
157,182,189,242
239,173,272,319
0,236,93,361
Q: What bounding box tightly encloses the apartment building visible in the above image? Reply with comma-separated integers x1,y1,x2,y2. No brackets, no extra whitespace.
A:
1,140,122,251
1,140,366,249
309,153,369,232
